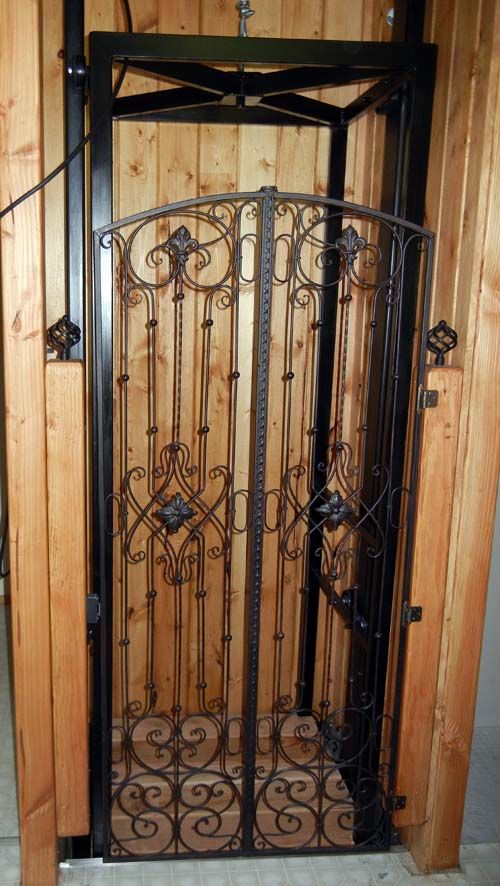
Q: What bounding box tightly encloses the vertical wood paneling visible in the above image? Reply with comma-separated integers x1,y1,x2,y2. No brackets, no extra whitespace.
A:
0,2,58,883
394,367,462,829
46,360,89,837
33,5,500,874
401,0,500,870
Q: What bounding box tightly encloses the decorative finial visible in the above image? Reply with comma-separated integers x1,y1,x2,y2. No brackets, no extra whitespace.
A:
47,314,81,359
236,0,255,37
426,320,458,366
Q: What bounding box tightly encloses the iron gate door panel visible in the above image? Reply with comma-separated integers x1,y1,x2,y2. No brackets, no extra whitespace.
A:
92,189,434,859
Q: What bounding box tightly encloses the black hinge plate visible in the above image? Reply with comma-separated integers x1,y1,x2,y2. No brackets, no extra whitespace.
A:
86,593,101,625
390,794,407,812
418,386,439,410
402,601,423,626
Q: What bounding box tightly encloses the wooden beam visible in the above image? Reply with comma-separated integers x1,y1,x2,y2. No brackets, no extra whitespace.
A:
46,361,89,837
394,366,462,829
401,0,500,869
0,1,58,883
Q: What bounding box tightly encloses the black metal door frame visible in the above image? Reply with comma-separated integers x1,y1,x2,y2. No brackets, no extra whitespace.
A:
84,29,436,859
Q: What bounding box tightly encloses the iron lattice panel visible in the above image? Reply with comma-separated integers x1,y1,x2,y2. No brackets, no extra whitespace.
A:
92,189,434,860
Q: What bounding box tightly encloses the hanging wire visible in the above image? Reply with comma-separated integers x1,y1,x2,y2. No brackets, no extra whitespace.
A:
0,0,134,221
0,1,134,569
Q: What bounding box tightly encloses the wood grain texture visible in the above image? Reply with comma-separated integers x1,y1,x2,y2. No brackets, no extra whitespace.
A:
32,1,500,872
401,0,500,870
0,1,58,883
46,361,89,837
394,367,462,829
41,0,65,327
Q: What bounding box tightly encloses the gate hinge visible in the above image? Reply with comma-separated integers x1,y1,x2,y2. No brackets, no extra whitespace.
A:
402,601,423,626
86,593,101,626
417,385,439,410
389,794,407,812
67,54,89,92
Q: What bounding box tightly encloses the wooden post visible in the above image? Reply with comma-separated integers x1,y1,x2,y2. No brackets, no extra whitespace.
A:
399,0,500,869
394,366,463,828
0,1,58,884
46,361,89,837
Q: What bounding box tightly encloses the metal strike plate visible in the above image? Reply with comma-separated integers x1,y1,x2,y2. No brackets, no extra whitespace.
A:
86,593,101,626
418,385,439,410
402,601,423,626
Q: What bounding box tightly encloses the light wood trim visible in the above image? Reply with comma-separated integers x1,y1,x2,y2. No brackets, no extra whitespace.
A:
46,361,89,837
394,366,463,829
0,1,58,883
401,0,500,869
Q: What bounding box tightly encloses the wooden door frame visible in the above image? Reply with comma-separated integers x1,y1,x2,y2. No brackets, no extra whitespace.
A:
0,1,499,881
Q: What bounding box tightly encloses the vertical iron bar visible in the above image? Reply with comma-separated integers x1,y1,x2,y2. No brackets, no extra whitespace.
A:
64,0,85,359
242,186,276,852
392,0,426,43
383,55,437,827
89,37,114,859
299,126,348,713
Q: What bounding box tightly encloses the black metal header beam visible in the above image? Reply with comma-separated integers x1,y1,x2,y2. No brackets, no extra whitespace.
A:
90,31,435,70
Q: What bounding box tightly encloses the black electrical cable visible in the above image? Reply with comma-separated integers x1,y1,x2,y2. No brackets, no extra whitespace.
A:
0,0,134,221
0,1,134,568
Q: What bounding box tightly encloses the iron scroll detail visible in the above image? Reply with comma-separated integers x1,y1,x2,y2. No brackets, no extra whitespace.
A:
93,190,435,860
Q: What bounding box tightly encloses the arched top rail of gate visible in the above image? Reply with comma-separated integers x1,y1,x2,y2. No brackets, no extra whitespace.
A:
94,189,435,240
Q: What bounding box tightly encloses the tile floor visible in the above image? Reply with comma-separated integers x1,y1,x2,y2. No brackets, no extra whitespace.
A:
45,843,500,886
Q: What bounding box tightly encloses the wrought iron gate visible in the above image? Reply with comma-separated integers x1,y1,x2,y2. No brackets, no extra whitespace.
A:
92,188,433,860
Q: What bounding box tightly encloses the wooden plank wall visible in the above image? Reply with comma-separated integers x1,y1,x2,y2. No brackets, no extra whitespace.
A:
395,366,463,827
399,0,500,870
0,2,59,884
46,361,89,837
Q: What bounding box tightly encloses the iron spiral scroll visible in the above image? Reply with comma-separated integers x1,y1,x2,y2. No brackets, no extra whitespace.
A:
93,189,434,858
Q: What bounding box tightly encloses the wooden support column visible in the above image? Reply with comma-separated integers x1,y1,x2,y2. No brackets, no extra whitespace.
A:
400,0,500,869
0,1,58,884
394,366,462,827
46,361,89,837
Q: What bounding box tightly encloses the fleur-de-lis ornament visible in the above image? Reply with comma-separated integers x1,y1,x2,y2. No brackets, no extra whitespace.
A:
334,224,367,266
166,225,199,268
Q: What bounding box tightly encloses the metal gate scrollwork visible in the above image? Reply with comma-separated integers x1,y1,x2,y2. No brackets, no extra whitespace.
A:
92,188,434,859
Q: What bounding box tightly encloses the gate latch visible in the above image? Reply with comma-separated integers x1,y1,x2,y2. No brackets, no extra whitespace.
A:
402,601,423,626
390,794,407,812
86,593,101,626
